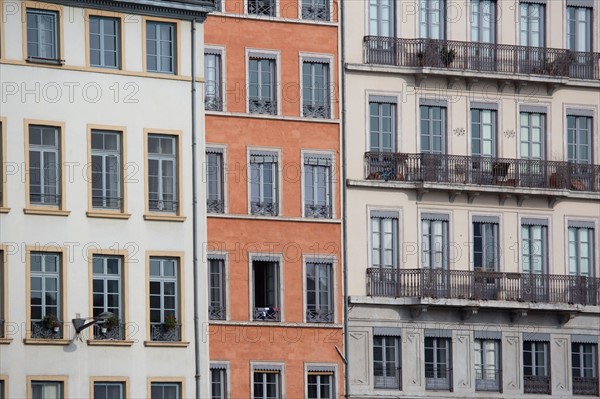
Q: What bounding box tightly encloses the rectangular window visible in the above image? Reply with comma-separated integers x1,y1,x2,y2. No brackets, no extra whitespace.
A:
420,105,446,154
252,260,280,321
369,101,395,152
374,335,401,389
523,341,551,394
304,154,332,218
569,225,594,277
567,6,592,52
420,0,445,39
521,221,547,275
520,2,545,47
471,109,496,157
572,342,598,396
302,61,330,119
89,16,119,68
371,214,398,269
369,0,395,36
151,382,181,399
149,257,180,342
567,115,592,164
93,382,124,399
306,262,333,323
29,125,60,206
302,0,330,21
475,339,501,391
253,370,280,399
205,52,223,111
248,0,276,17
146,21,176,74
249,151,278,216
471,0,496,43
31,381,63,399
248,56,277,115
92,255,124,340
206,149,224,214
421,215,448,269
148,134,178,213
30,252,62,339
425,337,452,390
26,10,58,60
91,130,122,210
210,366,227,399
473,221,499,271
520,112,545,160
208,257,226,320
307,372,334,398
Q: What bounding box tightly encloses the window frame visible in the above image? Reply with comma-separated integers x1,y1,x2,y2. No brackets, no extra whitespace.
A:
28,376,67,399
91,254,124,340
148,379,184,399
370,211,399,269
420,105,447,155
572,342,598,378
369,100,397,153
566,5,592,52
299,54,333,120
245,49,280,116
300,0,332,22
420,0,446,40
520,219,549,275
472,218,500,271
208,254,228,321
206,146,226,214
305,364,336,399
24,7,62,63
0,246,7,340
87,14,122,69
566,114,593,164
520,2,546,47
519,111,546,160
470,108,497,157
523,340,550,377
424,336,452,390
368,0,395,37
302,151,335,219
204,47,225,112
373,335,401,389
210,364,229,399
303,258,335,323
142,17,180,75
0,117,7,212
567,223,595,277
470,0,497,43
249,253,284,322
251,364,284,399
247,148,281,217
421,213,450,269
90,377,129,399
0,376,6,399
474,338,501,391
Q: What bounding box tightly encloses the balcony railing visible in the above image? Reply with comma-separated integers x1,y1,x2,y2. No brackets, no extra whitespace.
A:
251,201,278,216
151,323,181,342
31,320,63,339
475,369,501,392
94,323,125,340
207,199,225,214
253,307,280,321
306,308,334,323
365,152,600,193
363,37,600,80
573,376,599,396
425,367,452,391
302,4,330,21
92,196,122,210
305,204,332,219
366,268,600,306
209,305,226,320
374,366,401,389
524,375,551,394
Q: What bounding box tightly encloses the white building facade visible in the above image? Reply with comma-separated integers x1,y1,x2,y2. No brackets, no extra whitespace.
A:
0,0,213,398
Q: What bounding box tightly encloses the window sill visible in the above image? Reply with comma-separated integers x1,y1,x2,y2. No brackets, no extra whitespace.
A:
23,208,70,217
87,211,131,220
144,214,186,222
206,110,340,124
144,341,190,347
23,338,71,345
0,207,10,213
26,56,64,66
0,338,13,344
87,339,135,347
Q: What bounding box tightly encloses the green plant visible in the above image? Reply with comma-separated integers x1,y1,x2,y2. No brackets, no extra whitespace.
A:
439,46,456,66
42,314,60,329
104,315,120,329
164,315,177,331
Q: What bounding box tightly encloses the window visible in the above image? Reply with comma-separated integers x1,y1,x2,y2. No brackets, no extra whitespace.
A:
93,255,124,340
420,105,446,154
521,220,547,275
29,125,60,206
306,261,333,323
421,214,448,269
249,151,278,216
94,382,124,399
206,149,225,214
148,134,178,213
252,259,280,321
150,257,180,341
474,339,501,391
520,112,545,161
253,369,281,399
302,0,329,21
210,365,227,399
569,223,595,277
523,340,551,394
471,0,496,43
567,115,592,164
473,218,499,271
420,0,445,39
0,380,4,399
248,0,275,17
567,6,592,52
91,130,122,210
369,0,394,36
89,16,119,68
248,55,277,115
572,341,598,396
146,21,176,74
371,212,398,269
302,61,330,119
0,249,4,339
31,381,63,399
205,51,223,111
307,370,334,399
520,2,545,47
425,337,451,390
374,335,401,389
208,256,226,320
0,120,5,209
471,109,496,157
304,154,332,218
369,100,396,152
30,252,63,339
26,9,59,60
151,382,181,399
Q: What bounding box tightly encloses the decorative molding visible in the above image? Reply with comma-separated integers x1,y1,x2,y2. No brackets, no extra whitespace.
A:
504,129,516,138
453,127,466,136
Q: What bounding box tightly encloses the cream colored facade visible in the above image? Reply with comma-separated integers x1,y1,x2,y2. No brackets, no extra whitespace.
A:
0,1,212,398
344,0,600,397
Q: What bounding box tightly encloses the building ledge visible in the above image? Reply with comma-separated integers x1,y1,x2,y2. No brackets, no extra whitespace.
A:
23,338,71,345
208,213,341,224
23,208,71,217
143,214,186,222
86,211,131,220
209,320,343,329
0,338,13,344
206,110,340,124
143,341,190,347
87,339,135,347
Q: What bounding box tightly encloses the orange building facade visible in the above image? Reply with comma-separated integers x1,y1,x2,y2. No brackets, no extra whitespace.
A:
203,1,343,398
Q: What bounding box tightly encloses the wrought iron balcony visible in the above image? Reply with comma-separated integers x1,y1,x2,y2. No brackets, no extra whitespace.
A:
305,204,332,219
425,367,452,391
207,199,225,214
306,308,334,323
205,96,223,112
365,152,600,193
303,104,330,119
251,201,278,216
524,375,551,394
92,196,122,210
151,323,181,342
253,307,280,321
94,323,125,340
363,37,600,80
149,199,179,213
366,268,600,306
475,369,501,392
247,0,275,16
301,4,329,21
573,376,599,396
374,366,401,390
249,98,276,115
209,305,226,320
31,320,63,339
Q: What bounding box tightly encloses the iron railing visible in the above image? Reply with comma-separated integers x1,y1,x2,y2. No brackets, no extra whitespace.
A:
249,98,276,115
149,199,179,213
209,305,226,320
207,199,225,214
363,37,600,80
205,96,223,112
31,320,63,339
253,307,280,321
303,104,330,119
94,323,125,340
151,323,181,342
573,376,599,396
305,204,332,219
524,375,551,394
247,0,275,16
365,152,600,193
30,193,61,206
306,308,334,323
251,201,278,216
425,367,452,391
92,196,122,210
366,268,600,306
302,3,330,21
475,369,502,392
374,366,401,389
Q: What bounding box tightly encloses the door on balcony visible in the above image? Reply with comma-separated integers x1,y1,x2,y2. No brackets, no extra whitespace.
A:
572,342,599,396
368,0,395,64
521,221,548,302
420,105,447,181
474,339,501,392
523,340,551,394
567,114,593,190
252,260,280,321
373,335,401,389
470,0,497,71
519,2,545,74
425,337,452,390
371,212,398,296
422,215,449,297
568,223,596,304
520,112,546,187
473,218,499,299
567,6,592,78
471,108,497,184
369,99,397,179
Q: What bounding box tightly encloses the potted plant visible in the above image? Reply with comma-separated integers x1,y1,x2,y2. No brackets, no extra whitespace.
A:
164,315,177,331
439,46,456,66
101,315,120,333
42,314,61,332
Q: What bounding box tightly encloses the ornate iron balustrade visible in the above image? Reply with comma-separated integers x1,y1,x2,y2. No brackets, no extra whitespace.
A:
301,4,329,21
205,96,223,112
363,36,600,80
366,268,600,306
31,320,63,339
207,199,225,214
573,376,599,396
306,308,334,323
249,98,277,115
247,0,275,16
149,199,179,213
253,307,280,321
93,323,125,340
305,204,332,219
30,193,61,206
425,367,452,391
475,369,501,392
365,152,600,193
251,201,278,216
151,323,181,342
524,375,551,394
92,196,122,210
303,104,330,119
209,305,226,320
374,366,401,389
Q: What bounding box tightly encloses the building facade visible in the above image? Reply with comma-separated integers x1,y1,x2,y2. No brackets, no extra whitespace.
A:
344,0,600,397
0,0,212,398
203,0,344,398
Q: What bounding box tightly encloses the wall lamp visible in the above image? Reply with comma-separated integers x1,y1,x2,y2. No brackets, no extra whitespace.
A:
72,312,115,334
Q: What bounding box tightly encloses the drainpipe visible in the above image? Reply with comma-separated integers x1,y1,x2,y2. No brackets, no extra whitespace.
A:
190,17,202,399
